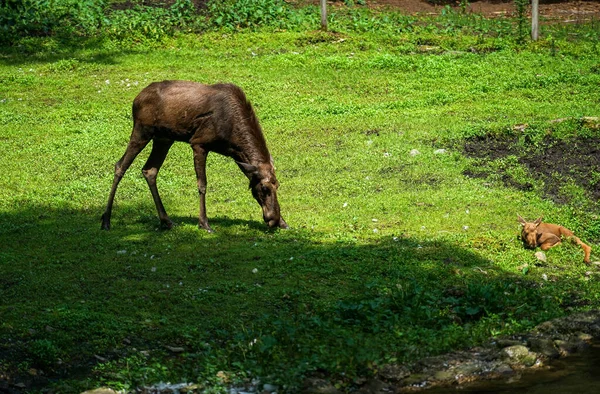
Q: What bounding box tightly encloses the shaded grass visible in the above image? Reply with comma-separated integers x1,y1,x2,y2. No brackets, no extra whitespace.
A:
1,25,600,392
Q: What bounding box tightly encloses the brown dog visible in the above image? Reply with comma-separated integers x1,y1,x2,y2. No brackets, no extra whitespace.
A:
518,215,591,264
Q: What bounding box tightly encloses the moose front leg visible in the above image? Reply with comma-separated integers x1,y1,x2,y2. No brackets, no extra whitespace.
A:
192,145,213,232
101,137,150,230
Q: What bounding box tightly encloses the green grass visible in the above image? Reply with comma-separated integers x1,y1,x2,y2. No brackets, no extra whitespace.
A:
1,17,600,393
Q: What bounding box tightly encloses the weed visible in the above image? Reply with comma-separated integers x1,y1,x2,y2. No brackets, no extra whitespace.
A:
206,0,291,30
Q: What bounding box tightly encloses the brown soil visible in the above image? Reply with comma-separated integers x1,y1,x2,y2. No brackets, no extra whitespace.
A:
117,0,600,21
301,0,600,21
462,132,600,206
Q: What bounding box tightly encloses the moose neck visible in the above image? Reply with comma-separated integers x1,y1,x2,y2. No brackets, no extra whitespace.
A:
228,126,271,169
230,146,269,168
225,98,271,170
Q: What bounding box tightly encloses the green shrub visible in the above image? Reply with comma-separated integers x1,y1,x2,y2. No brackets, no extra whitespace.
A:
28,339,61,368
104,0,197,41
0,0,107,43
205,0,291,30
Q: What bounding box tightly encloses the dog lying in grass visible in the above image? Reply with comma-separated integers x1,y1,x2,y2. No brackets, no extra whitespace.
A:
518,215,592,264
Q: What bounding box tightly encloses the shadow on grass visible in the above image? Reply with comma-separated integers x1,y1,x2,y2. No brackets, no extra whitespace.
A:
170,215,270,232
0,202,584,391
0,36,149,67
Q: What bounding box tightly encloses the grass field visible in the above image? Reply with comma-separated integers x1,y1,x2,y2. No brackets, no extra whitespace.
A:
1,11,600,392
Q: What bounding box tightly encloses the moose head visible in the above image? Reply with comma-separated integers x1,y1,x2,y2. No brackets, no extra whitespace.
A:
518,215,542,249
238,161,288,229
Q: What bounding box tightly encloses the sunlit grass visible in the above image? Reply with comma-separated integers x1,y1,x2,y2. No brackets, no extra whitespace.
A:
1,23,599,392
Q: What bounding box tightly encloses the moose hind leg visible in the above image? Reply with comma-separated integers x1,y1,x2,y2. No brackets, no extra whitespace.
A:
101,138,150,230
538,233,561,251
142,139,175,229
191,145,212,232
571,237,592,264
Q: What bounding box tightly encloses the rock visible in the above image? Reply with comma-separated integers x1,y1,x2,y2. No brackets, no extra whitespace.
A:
180,384,199,393
378,364,410,381
409,149,420,157
355,379,393,394
263,383,278,392
165,345,185,353
81,388,118,394
513,124,528,131
303,378,342,394
432,370,454,381
534,311,600,338
550,116,600,130
139,383,197,394
581,116,600,130
453,361,483,377
554,339,580,356
528,337,560,359
433,149,447,155
501,345,538,367
493,364,514,376
495,339,523,348
577,332,593,342
535,251,547,262
589,324,600,337
400,373,430,386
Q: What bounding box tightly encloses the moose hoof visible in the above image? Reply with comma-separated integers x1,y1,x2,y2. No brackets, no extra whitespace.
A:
198,222,213,232
100,214,111,230
160,219,175,230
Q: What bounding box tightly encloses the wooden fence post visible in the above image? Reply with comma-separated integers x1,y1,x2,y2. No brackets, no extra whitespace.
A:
531,0,539,40
320,0,327,31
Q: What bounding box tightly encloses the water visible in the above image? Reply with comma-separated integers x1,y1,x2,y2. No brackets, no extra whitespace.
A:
427,342,600,393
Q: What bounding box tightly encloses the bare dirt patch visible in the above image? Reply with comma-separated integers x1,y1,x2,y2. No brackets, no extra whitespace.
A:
298,0,600,21
370,0,600,20
462,130,600,206
114,0,600,22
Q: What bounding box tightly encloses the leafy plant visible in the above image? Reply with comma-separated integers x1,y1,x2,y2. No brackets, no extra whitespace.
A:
104,0,197,41
205,0,291,30
515,0,529,43
0,0,107,43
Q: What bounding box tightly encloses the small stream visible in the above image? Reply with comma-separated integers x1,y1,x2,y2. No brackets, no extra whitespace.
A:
427,342,600,393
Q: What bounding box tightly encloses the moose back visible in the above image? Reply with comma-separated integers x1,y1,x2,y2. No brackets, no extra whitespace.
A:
101,81,288,232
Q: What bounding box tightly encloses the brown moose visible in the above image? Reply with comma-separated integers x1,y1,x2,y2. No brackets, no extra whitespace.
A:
518,215,591,264
101,81,288,232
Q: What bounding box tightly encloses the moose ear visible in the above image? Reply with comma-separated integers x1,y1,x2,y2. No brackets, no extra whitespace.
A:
237,161,258,174
517,215,526,225
533,216,543,226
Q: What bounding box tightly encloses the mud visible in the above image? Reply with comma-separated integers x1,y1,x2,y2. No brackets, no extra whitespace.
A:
462,132,600,206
